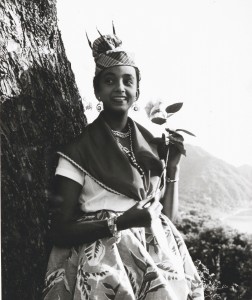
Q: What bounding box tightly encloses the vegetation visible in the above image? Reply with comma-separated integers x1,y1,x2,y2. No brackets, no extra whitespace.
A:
176,211,252,299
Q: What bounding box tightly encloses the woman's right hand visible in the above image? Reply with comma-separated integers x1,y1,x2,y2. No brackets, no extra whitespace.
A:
117,198,163,230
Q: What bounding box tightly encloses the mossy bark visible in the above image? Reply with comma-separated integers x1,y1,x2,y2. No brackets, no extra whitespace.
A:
1,1,86,298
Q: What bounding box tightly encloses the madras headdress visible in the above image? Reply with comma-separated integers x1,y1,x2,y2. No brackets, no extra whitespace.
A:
86,23,140,76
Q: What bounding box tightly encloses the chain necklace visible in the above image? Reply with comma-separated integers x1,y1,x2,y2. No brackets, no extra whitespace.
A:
111,128,130,138
113,125,145,178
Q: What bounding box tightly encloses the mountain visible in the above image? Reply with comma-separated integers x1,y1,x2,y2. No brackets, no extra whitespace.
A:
179,144,252,216
238,164,252,181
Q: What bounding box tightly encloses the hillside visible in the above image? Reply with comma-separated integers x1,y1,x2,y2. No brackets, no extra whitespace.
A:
179,144,252,216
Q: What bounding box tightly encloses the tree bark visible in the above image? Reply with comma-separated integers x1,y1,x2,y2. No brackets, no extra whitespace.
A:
0,1,87,299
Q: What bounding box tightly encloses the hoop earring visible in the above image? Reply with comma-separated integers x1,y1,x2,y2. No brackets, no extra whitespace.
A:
96,101,103,112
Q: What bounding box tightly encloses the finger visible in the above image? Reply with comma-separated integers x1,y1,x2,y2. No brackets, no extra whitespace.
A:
153,202,163,213
140,198,154,208
153,190,162,202
148,199,161,210
162,133,170,146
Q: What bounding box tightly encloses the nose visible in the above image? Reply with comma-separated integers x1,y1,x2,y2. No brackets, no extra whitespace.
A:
115,79,125,93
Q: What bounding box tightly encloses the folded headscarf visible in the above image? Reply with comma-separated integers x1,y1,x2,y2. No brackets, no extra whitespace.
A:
87,27,140,76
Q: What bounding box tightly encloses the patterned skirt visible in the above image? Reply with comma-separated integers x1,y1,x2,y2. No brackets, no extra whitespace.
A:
43,211,204,300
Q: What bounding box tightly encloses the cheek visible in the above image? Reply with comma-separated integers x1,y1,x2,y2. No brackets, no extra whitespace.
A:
130,86,138,97
97,85,110,97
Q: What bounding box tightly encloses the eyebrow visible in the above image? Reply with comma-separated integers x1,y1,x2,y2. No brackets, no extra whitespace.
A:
103,72,134,77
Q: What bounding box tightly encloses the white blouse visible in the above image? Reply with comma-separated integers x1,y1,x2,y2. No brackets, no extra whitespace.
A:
55,157,137,213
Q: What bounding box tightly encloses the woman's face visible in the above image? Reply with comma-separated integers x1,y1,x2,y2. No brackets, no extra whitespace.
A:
95,65,139,114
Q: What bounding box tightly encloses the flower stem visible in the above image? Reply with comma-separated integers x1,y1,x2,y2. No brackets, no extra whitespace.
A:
153,141,170,198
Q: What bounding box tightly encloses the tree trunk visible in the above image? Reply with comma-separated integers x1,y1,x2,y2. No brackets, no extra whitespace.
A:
0,1,87,299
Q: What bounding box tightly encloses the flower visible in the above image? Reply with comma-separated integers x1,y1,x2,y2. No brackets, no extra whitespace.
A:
148,101,195,156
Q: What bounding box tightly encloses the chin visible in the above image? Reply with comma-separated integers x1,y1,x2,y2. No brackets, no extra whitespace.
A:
106,106,129,114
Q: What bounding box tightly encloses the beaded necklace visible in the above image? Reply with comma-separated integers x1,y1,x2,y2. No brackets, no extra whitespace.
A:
112,125,145,178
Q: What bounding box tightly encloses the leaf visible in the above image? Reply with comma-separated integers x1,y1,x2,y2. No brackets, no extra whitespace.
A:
168,134,184,143
174,235,184,249
150,117,166,125
146,283,166,294
192,292,203,297
165,102,183,113
103,283,120,299
167,132,184,143
105,293,115,300
149,107,162,116
165,128,176,135
176,129,196,137
103,282,114,291
145,100,162,117
143,271,159,283
84,240,105,266
157,263,176,273
77,270,92,299
124,265,138,294
130,251,147,273
63,276,71,292
166,113,175,119
150,104,167,123
114,284,120,294
43,268,65,293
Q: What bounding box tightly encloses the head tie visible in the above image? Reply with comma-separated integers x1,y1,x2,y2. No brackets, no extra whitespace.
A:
86,24,140,76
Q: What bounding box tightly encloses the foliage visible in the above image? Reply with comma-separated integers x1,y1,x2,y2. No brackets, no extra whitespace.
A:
176,212,252,299
145,100,196,196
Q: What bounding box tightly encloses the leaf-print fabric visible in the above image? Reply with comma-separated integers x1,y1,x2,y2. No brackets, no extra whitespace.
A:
84,240,105,266
43,211,204,299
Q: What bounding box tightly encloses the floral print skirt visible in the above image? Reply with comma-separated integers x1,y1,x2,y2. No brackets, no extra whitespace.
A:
43,211,204,300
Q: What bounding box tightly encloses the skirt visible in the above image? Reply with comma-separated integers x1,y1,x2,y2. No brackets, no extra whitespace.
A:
43,211,204,300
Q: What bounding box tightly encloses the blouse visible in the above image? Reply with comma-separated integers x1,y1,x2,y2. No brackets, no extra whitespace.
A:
55,157,137,213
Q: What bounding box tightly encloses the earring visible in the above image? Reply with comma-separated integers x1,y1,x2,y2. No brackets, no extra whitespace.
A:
96,101,103,112
132,98,139,111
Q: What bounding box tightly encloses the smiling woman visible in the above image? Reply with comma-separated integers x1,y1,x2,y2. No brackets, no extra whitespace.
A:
57,0,252,167
43,29,204,299
95,66,139,115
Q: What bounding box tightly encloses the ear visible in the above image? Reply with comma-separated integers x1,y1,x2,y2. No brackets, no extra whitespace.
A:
95,90,101,101
135,89,140,101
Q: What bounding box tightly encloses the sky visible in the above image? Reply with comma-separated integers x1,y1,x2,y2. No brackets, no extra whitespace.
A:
57,0,252,167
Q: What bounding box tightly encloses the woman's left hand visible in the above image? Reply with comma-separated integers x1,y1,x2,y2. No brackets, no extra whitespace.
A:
166,142,182,170
155,132,184,168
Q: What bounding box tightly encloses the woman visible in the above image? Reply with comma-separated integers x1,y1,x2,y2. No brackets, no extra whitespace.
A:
43,29,204,299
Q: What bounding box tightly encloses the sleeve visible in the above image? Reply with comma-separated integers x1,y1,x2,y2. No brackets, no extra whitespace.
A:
55,156,85,186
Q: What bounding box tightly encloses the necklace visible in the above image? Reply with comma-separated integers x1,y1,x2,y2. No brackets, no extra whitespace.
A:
111,128,130,138
114,125,145,178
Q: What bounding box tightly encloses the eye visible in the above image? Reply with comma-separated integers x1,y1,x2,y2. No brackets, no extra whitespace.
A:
124,78,134,86
104,77,114,85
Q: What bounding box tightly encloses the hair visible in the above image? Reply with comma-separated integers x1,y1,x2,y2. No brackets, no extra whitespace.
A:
93,67,141,98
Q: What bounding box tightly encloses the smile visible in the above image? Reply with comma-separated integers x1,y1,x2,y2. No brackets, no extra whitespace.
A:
111,97,127,102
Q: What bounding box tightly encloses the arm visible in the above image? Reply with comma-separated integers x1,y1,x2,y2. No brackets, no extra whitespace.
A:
159,144,181,222
50,175,162,247
49,175,112,247
160,166,180,221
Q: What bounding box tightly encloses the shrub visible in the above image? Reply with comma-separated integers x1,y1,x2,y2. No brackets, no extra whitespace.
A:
176,212,252,299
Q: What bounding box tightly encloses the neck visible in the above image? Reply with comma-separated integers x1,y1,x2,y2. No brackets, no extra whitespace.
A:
102,110,128,131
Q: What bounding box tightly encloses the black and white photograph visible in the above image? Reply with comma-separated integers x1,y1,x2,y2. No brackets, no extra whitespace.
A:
1,0,252,299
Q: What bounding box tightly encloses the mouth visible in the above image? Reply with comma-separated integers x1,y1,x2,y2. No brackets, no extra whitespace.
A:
111,96,127,102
